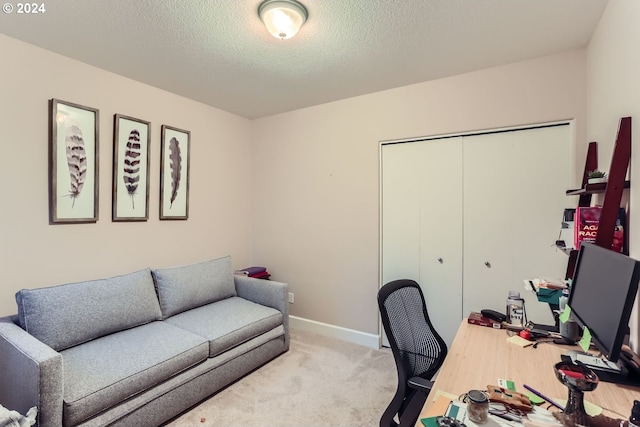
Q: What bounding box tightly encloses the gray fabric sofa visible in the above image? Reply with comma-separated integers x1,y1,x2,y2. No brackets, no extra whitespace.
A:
0,256,289,427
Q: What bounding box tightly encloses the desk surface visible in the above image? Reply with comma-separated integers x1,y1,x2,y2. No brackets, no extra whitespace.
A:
416,321,640,426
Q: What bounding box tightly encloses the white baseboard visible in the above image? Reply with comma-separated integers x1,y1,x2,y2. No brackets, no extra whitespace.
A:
289,315,380,349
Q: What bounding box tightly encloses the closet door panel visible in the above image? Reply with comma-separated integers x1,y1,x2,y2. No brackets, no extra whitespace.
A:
462,132,514,317
417,137,463,347
509,125,571,324
381,143,421,285
381,138,463,348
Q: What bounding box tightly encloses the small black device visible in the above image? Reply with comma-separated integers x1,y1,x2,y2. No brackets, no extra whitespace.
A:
481,309,506,323
436,416,466,427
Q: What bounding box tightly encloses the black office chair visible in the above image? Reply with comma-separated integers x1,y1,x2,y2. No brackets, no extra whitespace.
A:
378,279,448,427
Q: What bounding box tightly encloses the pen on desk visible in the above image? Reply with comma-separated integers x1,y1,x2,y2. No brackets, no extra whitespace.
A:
523,384,565,411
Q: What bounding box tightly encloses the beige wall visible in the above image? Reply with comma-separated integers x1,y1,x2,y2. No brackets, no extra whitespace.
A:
586,0,640,347
0,34,254,316
252,50,587,335
0,32,606,339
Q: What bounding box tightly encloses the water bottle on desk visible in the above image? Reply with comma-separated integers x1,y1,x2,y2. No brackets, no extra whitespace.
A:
506,291,524,326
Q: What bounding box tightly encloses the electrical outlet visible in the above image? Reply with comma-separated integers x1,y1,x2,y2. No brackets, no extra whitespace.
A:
288,292,294,304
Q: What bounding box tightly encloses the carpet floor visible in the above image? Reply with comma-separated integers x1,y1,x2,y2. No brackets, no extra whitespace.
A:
164,328,397,427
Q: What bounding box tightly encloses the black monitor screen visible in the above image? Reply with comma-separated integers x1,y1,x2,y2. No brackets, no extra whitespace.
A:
568,242,640,363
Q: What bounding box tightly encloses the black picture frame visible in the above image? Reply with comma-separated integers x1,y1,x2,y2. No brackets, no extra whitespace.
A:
112,114,151,222
49,99,99,224
160,125,190,220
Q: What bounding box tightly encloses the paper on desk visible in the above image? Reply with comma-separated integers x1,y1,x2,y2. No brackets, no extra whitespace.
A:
423,390,457,418
421,416,439,427
432,389,459,402
524,391,545,405
525,406,563,427
507,335,534,348
554,398,602,416
498,379,516,391
445,400,512,427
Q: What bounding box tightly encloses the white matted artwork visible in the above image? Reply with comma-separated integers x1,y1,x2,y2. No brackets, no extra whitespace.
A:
49,99,99,224
112,114,151,221
160,125,190,220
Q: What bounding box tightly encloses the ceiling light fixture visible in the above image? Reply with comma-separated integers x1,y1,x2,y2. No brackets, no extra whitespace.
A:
258,0,308,40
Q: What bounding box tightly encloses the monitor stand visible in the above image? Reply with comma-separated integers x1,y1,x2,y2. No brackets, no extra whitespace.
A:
561,353,640,386
567,351,621,373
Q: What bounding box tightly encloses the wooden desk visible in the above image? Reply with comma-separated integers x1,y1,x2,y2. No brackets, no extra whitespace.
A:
416,321,640,426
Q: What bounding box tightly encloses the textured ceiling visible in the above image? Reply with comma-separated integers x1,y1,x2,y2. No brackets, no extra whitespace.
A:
0,0,608,119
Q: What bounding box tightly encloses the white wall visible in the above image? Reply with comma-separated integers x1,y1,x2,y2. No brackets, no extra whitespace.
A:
586,0,640,348
0,34,254,316
252,50,587,335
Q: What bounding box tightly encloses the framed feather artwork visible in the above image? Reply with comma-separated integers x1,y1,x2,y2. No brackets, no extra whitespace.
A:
160,125,190,220
49,99,99,224
112,114,151,221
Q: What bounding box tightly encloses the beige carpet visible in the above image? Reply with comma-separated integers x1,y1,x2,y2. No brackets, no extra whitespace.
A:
165,328,397,427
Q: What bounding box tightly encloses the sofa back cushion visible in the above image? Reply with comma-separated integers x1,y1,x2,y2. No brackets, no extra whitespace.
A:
16,269,162,351
152,256,237,318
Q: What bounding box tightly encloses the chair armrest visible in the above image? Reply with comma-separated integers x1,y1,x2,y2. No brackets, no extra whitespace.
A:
408,376,434,393
0,316,63,427
234,276,289,348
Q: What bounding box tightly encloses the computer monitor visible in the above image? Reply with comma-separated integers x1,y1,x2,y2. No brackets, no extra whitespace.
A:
568,242,640,364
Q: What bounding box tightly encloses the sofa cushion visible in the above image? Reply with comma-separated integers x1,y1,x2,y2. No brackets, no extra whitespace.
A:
61,321,208,427
165,296,283,357
15,269,162,351
152,256,237,318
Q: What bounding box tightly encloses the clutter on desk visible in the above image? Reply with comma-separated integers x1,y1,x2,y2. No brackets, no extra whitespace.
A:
421,384,585,427
468,312,503,329
487,385,533,413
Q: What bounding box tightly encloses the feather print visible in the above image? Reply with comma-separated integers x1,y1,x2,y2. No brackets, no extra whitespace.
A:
123,129,141,209
169,137,182,208
65,124,87,208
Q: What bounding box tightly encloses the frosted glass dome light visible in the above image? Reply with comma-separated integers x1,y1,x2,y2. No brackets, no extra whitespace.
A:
258,0,308,40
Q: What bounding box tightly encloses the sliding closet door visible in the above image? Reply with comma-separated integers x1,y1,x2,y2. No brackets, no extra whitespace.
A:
462,132,515,318
381,124,571,347
416,138,463,347
381,137,463,347
462,125,571,324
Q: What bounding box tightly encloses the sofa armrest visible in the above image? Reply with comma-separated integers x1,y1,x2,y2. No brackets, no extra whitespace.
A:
0,316,63,427
234,276,289,348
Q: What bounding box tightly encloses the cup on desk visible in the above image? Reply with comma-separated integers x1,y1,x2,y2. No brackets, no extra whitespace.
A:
560,318,580,343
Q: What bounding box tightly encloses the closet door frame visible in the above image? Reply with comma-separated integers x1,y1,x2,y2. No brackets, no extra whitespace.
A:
379,120,575,348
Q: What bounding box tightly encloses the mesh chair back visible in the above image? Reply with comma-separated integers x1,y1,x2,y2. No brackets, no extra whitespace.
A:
378,279,448,426
378,279,447,387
